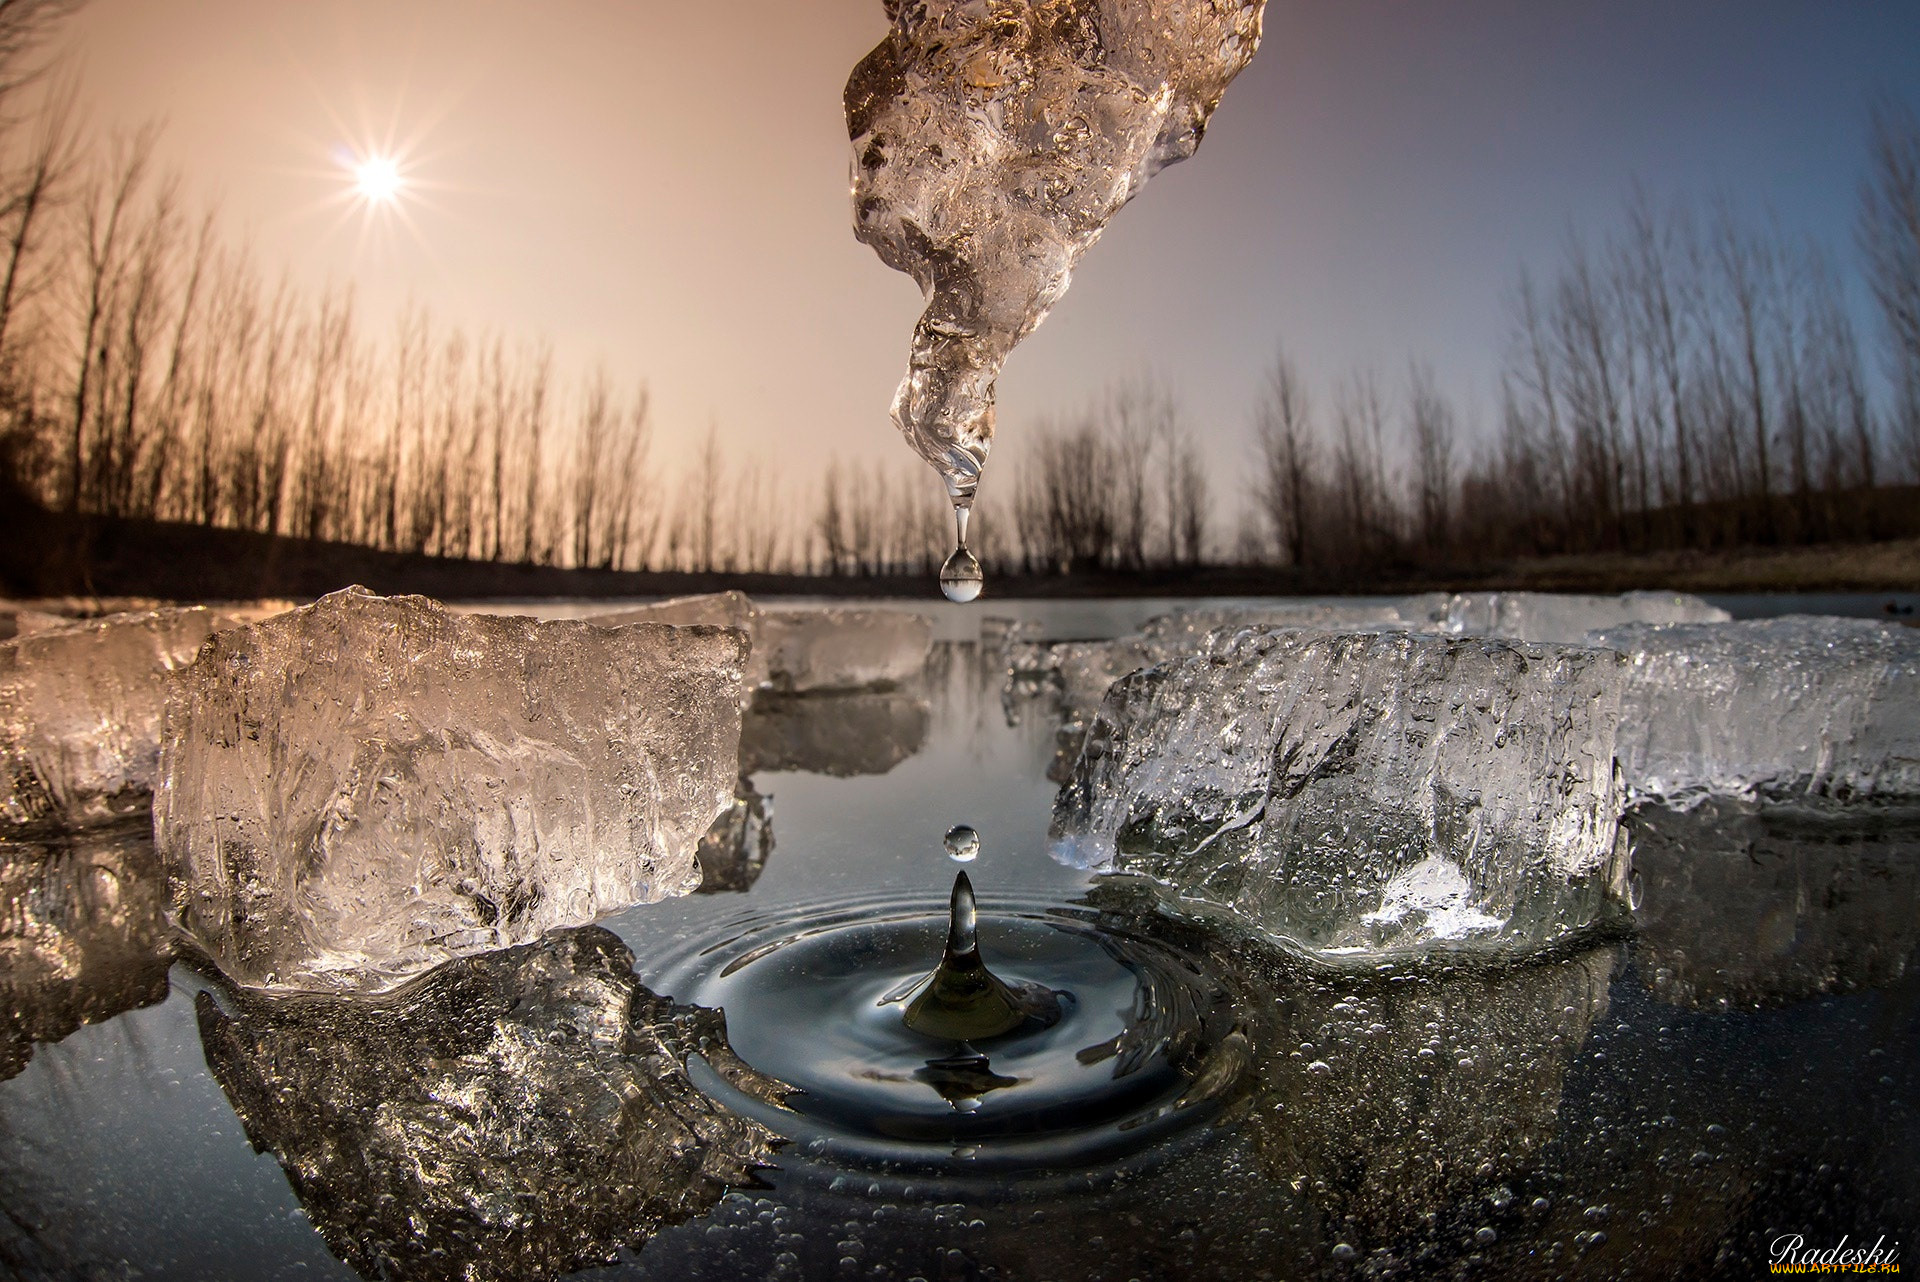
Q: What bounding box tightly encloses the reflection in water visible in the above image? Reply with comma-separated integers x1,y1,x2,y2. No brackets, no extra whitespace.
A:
1,822,171,1080
1628,799,1920,1007
739,689,929,777
195,927,780,1282
1088,882,1617,1247
694,777,774,894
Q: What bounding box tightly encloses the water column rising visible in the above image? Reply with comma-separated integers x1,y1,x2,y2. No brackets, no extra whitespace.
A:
845,0,1267,599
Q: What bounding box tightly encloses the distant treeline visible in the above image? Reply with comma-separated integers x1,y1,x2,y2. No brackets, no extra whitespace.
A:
1,0,1916,582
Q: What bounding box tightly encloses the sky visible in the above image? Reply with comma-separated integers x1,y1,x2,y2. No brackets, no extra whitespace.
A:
55,1,1920,506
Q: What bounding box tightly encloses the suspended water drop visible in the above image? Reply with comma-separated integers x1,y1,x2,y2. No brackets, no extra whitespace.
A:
939,503,985,603
943,824,980,863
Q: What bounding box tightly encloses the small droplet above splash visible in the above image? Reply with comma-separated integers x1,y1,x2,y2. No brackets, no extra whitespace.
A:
939,504,984,603
943,825,980,863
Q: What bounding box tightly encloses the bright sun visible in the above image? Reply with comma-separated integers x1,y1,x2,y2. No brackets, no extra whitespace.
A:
353,155,403,205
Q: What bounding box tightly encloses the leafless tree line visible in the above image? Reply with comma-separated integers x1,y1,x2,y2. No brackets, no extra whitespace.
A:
1249,103,1920,569
4,0,1915,582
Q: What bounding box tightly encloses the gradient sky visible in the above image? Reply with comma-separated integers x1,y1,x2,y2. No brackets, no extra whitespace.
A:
57,1,1920,508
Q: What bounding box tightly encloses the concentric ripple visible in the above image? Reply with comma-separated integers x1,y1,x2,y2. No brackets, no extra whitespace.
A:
644,891,1248,1171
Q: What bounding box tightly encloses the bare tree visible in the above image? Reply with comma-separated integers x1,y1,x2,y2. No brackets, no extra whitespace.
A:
1406,361,1455,552
1859,98,1920,480
1250,348,1316,567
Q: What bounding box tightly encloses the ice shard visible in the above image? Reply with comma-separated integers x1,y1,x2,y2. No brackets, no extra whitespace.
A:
0,823,172,1081
157,587,748,993
1596,616,1920,803
196,927,781,1282
1051,628,1630,957
0,607,230,829
1443,590,1727,644
848,0,1265,502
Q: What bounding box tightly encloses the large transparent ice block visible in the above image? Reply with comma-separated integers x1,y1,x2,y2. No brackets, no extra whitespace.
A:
0,607,229,829
1597,616,1920,803
157,587,747,993
1052,628,1630,957
1444,590,1728,643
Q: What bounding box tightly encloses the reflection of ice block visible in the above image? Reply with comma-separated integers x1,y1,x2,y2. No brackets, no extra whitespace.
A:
1446,590,1727,643
157,587,747,993
1052,628,1629,958
196,928,780,1282
0,823,173,1080
1628,799,1920,1007
1597,616,1920,803
1,607,229,829
740,690,931,777
694,778,773,895
756,607,932,693
1232,931,1615,1238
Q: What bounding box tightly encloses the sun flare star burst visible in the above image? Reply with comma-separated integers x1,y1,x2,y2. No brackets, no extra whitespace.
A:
352,154,404,206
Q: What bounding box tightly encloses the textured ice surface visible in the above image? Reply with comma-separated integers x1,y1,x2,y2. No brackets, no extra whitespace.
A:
197,927,780,1282
0,607,229,829
157,587,747,993
1627,799,1920,1008
756,606,932,692
591,590,756,634
848,0,1264,498
1597,616,1920,803
1052,628,1629,957
1444,590,1727,643
0,823,172,1080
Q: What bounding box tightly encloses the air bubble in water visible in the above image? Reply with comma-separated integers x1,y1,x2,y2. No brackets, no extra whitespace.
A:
943,825,980,863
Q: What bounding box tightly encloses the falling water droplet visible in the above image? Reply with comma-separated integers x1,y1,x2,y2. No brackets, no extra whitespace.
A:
939,502,985,603
943,824,980,863
901,872,1061,1042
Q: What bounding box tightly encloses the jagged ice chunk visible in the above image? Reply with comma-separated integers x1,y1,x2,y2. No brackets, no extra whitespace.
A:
157,587,747,993
848,0,1265,498
1,608,229,829
1051,628,1629,957
1598,616,1920,803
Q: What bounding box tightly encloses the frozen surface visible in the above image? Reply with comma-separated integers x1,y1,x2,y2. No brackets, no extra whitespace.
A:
1051,628,1629,957
0,607,229,829
0,824,171,1080
1597,616,1920,803
848,0,1264,499
1444,590,1728,643
197,927,780,1282
756,606,932,692
157,587,747,993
